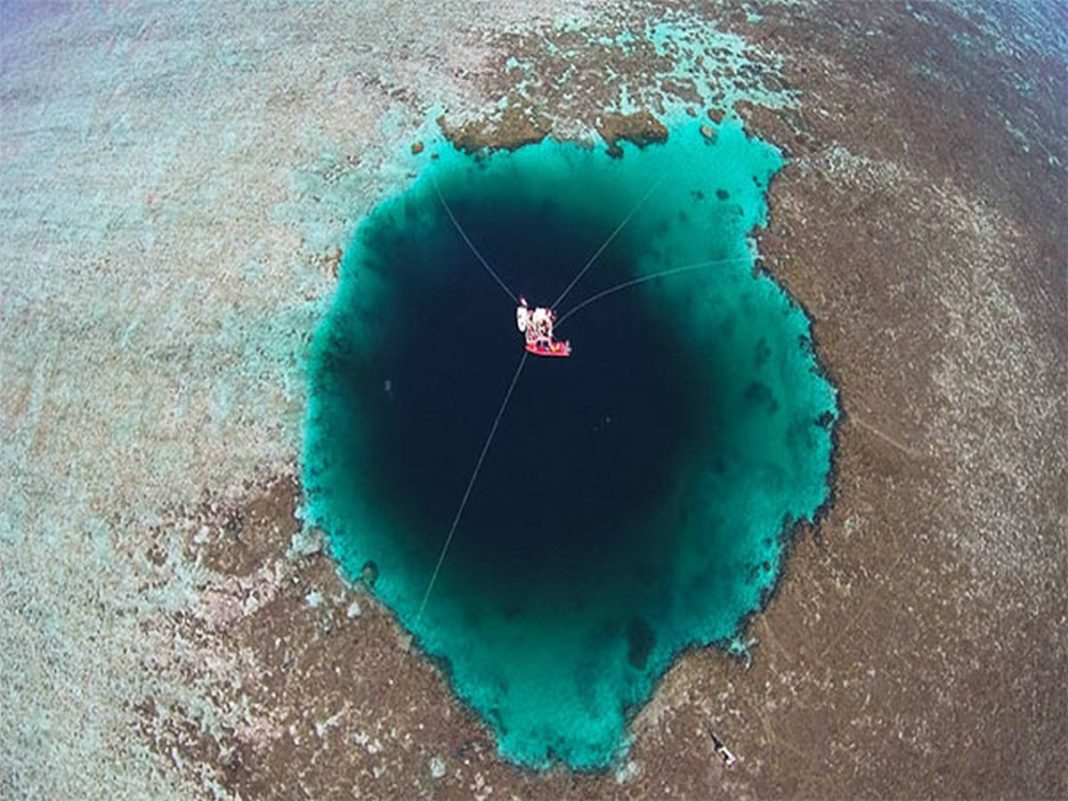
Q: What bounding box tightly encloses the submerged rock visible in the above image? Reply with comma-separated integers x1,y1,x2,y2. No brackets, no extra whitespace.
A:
428,756,446,779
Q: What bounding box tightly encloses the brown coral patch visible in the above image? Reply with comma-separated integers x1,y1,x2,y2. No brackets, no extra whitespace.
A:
595,110,669,157
436,105,551,154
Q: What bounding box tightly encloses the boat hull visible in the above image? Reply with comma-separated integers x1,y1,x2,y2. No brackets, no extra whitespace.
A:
525,340,572,358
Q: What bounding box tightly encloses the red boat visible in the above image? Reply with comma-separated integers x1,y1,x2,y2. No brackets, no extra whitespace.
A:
517,296,572,358
525,339,572,358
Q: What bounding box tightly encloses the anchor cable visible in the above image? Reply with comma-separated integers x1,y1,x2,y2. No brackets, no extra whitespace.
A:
416,351,529,622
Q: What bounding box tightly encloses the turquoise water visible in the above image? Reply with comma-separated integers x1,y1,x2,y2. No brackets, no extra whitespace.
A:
302,119,838,769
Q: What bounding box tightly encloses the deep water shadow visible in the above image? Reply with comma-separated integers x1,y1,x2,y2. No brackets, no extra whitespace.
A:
303,120,839,769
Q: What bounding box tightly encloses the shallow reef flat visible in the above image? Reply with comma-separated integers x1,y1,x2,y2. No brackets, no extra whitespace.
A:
0,1,1065,800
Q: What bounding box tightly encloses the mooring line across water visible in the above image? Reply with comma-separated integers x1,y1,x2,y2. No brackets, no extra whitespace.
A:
434,182,517,303
416,350,529,623
556,255,753,328
552,177,664,310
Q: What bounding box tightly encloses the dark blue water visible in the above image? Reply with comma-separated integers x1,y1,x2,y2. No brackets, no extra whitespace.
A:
303,119,838,768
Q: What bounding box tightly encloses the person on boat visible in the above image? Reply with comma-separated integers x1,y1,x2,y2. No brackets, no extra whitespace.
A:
531,306,554,346
516,297,533,337
517,297,553,347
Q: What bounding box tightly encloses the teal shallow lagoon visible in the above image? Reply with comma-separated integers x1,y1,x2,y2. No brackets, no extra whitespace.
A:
303,119,838,769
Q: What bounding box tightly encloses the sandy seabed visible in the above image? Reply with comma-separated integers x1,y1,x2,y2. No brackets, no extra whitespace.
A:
1,1,1065,799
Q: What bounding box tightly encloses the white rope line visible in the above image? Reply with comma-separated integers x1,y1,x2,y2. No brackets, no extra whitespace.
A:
556,254,752,328
551,177,663,309
415,351,529,623
434,182,517,303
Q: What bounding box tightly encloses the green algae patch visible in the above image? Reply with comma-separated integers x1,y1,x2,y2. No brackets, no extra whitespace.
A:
302,118,838,769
